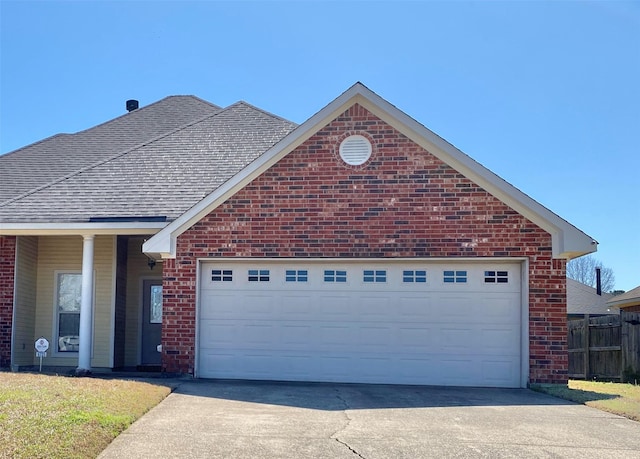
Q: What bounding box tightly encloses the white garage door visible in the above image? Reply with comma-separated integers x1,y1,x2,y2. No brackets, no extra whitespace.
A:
198,260,523,387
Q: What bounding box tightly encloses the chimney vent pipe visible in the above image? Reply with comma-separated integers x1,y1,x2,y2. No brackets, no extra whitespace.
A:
596,267,602,296
126,99,139,112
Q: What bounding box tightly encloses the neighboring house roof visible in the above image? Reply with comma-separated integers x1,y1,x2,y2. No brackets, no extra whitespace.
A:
0,101,297,224
0,95,220,205
143,82,597,260
607,285,640,309
567,278,617,315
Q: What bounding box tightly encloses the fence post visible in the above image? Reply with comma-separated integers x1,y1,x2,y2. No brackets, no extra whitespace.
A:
584,314,590,380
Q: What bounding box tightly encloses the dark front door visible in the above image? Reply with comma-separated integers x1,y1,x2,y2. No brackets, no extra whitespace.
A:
142,280,162,365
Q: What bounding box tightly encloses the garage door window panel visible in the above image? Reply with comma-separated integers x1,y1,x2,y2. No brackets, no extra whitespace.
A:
324,270,347,283
248,269,270,282
403,270,427,283
285,270,308,282
444,270,467,283
484,271,509,283
363,270,386,283
211,269,233,282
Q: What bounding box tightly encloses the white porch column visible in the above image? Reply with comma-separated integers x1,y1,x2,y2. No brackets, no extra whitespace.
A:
76,235,95,375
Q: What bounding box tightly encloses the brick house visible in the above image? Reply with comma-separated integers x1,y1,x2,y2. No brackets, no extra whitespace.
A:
0,83,596,386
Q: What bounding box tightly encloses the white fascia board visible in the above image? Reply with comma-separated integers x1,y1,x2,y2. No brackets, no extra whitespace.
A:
144,82,596,260
0,221,166,236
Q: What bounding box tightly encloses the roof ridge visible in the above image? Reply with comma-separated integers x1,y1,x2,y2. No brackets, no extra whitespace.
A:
177,94,221,110
69,95,220,138
0,107,227,207
0,96,220,158
0,133,71,158
229,100,298,126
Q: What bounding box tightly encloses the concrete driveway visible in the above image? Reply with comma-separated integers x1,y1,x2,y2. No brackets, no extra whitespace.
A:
99,380,640,459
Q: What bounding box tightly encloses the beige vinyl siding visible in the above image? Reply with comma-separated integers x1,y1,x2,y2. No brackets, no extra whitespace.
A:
124,236,160,366
12,236,38,366
34,235,115,368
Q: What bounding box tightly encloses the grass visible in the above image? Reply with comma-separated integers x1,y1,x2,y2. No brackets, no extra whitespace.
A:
532,379,640,422
0,373,172,459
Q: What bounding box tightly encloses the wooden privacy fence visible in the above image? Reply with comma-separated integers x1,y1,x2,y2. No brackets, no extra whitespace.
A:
568,311,640,382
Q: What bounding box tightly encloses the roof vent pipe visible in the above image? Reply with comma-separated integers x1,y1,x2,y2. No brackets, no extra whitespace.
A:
596,267,602,296
126,99,139,112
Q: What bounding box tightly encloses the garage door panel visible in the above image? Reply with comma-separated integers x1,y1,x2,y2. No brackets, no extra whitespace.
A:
478,295,521,322
280,294,315,315
280,324,314,344
398,297,434,320
318,325,353,346
200,294,237,319
439,327,476,351
317,295,352,318
357,295,393,317
398,327,435,348
482,360,519,384
481,328,519,350
436,295,476,318
198,260,523,387
242,294,275,315
199,320,238,347
358,325,394,346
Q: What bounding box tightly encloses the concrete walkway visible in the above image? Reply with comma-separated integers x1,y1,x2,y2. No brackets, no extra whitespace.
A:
99,380,640,458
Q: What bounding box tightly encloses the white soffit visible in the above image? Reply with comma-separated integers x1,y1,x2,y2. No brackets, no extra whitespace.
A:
143,83,596,260
0,221,166,236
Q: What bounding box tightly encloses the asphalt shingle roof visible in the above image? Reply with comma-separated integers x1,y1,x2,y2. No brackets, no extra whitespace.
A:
0,95,221,204
0,101,297,223
567,278,616,315
607,285,640,307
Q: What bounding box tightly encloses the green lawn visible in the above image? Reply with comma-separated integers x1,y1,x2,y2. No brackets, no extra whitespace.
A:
0,373,172,459
532,380,640,422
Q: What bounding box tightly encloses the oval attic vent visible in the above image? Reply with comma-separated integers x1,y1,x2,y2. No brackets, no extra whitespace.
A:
339,135,372,166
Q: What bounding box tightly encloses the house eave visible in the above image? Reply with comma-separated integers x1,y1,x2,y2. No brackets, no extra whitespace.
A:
0,221,167,236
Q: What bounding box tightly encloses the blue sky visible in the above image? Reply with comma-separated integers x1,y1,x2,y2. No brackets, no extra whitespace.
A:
1,1,638,291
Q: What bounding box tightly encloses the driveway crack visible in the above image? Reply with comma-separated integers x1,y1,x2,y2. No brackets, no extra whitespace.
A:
330,389,367,459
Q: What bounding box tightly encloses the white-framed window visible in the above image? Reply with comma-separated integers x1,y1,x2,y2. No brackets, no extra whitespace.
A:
402,270,427,283
444,270,467,283
55,272,82,353
363,270,387,283
285,269,308,282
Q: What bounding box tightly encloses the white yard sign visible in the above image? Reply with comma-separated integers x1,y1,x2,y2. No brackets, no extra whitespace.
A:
34,337,49,372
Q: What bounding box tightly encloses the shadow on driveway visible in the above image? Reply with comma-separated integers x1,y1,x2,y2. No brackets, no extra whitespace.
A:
169,378,577,410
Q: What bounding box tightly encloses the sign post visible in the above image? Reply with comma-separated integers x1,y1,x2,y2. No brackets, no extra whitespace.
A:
34,337,49,372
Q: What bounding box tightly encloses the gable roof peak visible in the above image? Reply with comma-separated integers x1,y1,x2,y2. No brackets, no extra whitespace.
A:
143,82,596,260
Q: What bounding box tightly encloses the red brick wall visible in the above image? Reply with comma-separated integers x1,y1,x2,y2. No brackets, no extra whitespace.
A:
162,104,567,384
623,305,640,313
0,236,16,368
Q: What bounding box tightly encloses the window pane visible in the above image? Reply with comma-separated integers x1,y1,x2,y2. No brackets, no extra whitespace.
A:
58,273,82,312
150,285,163,324
58,313,80,352
212,269,232,282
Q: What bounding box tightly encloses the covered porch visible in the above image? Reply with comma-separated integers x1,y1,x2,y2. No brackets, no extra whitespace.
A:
8,229,164,374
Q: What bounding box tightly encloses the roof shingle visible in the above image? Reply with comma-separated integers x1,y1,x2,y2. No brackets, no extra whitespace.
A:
0,95,221,204
0,101,297,223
